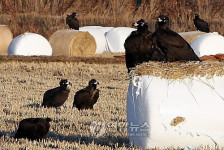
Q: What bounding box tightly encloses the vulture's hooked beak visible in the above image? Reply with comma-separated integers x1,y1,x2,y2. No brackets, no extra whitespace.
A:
66,81,72,86
94,81,99,85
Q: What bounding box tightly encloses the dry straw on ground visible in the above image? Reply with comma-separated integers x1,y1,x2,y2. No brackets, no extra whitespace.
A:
0,56,221,149
0,55,132,149
49,29,96,56
132,61,224,79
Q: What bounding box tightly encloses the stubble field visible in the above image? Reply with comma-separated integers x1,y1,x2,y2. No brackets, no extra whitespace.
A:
0,54,142,149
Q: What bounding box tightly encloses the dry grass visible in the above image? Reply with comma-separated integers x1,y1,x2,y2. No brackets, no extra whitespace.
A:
133,61,224,79
0,0,223,38
0,56,133,149
0,0,223,148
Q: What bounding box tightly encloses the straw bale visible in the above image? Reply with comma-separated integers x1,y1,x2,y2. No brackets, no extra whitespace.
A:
179,31,206,43
132,61,224,79
0,25,13,55
49,29,96,56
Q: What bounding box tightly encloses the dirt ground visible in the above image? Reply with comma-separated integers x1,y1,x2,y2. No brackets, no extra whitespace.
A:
0,54,142,149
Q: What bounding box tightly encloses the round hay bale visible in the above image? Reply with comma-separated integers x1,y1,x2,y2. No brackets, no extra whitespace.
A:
105,27,136,53
8,32,52,56
80,26,107,54
80,26,114,54
80,26,114,34
190,32,224,57
0,25,13,55
49,29,96,56
179,31,206,44
128,61,224,149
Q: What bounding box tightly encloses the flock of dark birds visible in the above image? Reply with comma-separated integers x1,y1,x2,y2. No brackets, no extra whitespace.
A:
124,19,165,73
13,12,210,141
125,14,209,72
14,78,100,140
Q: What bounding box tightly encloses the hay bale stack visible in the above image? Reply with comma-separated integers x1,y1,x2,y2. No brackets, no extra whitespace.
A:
127,61,224,149
0,25,13,55
49,29,96,56
179,31,205,44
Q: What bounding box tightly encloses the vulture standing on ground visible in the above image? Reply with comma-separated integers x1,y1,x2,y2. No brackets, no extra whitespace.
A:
66,12,79,30
73,79,99,110
42,79,72,108
124,19,165,73
193,14,210,33
153,15,200,62
14,117,52,140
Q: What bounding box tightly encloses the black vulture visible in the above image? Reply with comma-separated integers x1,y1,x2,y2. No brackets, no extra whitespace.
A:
193,14,210,33
124,19,165,73
66,12,79,30
42,79,72,108
73,79,99,110
153,15,200,62
14,117,52,140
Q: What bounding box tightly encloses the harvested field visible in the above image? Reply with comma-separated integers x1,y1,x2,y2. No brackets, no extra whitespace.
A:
0,54,138,149
0,55,220,149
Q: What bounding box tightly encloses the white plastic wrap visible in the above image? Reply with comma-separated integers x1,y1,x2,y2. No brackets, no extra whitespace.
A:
79,26,114,54
127,75,224,149
8,32,52,56
105,27,136,53
190,32,224,57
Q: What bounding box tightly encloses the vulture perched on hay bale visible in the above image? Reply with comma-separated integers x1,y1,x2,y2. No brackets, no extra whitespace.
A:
42,79,72,108
73,79,99,110
66,12,79,30
153,15,200,62
193,14,210,33
14,117,52,140
124,19,165,73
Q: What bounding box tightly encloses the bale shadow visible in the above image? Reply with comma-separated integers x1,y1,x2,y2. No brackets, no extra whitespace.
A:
0,130,131,148
47,131,130,148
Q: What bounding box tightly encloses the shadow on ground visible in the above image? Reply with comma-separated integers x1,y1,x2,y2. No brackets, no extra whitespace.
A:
48,131,130,148
0,130,130,149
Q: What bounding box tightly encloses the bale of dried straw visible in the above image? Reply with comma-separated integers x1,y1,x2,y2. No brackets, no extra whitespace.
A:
49,29,96,56
0,25,13,55
179,31,206,43
132,61,224,79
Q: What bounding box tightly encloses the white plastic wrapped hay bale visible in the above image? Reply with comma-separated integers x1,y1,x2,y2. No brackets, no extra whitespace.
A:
0,25,13,55
79,26,114,54
80,26,114,34
49,29,96,56
127,61,224,149
190,32,224,57
179,31,206,44
105,27,136,53
8,32,52,56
